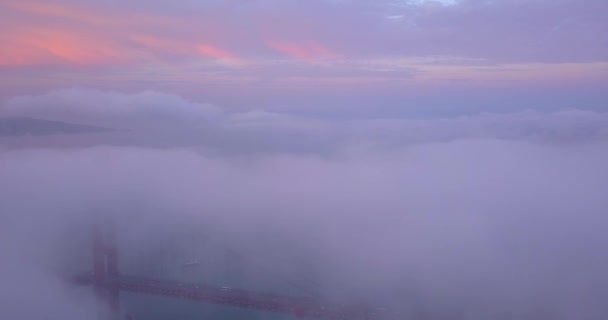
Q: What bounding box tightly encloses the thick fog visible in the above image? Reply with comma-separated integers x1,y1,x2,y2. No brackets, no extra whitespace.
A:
1,90,608,319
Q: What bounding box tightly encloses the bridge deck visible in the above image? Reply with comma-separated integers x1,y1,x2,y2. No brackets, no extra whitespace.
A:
71,273,384,319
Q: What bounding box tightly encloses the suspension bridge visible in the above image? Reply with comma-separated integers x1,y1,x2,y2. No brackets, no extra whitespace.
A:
68,227,394,320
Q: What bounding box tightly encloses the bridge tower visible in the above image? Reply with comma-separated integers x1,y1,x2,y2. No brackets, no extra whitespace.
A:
93,226,120,319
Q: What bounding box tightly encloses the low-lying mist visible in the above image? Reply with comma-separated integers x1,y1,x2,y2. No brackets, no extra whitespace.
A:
2,140,607,319
1,89,608,319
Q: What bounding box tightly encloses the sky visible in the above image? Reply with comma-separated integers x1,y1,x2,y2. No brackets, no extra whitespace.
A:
1,1,608,320
0,0,607,114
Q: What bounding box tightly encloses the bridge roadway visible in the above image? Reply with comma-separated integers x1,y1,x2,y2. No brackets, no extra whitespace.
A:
71,273,388,320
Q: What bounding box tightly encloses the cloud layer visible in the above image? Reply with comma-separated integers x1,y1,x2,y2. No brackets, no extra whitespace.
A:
2,88,608,153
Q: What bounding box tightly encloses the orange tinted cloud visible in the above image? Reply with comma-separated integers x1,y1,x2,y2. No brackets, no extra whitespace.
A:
0,44,47,67
266,41,340,63
0,27,126,66
197,44,241,65
0,1,190,67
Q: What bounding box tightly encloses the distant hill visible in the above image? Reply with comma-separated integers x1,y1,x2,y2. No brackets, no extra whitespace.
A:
0,117,111,137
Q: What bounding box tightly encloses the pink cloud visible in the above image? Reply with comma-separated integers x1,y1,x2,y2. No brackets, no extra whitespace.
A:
266,41,340,63
197,44,241,66
0,27,127,66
